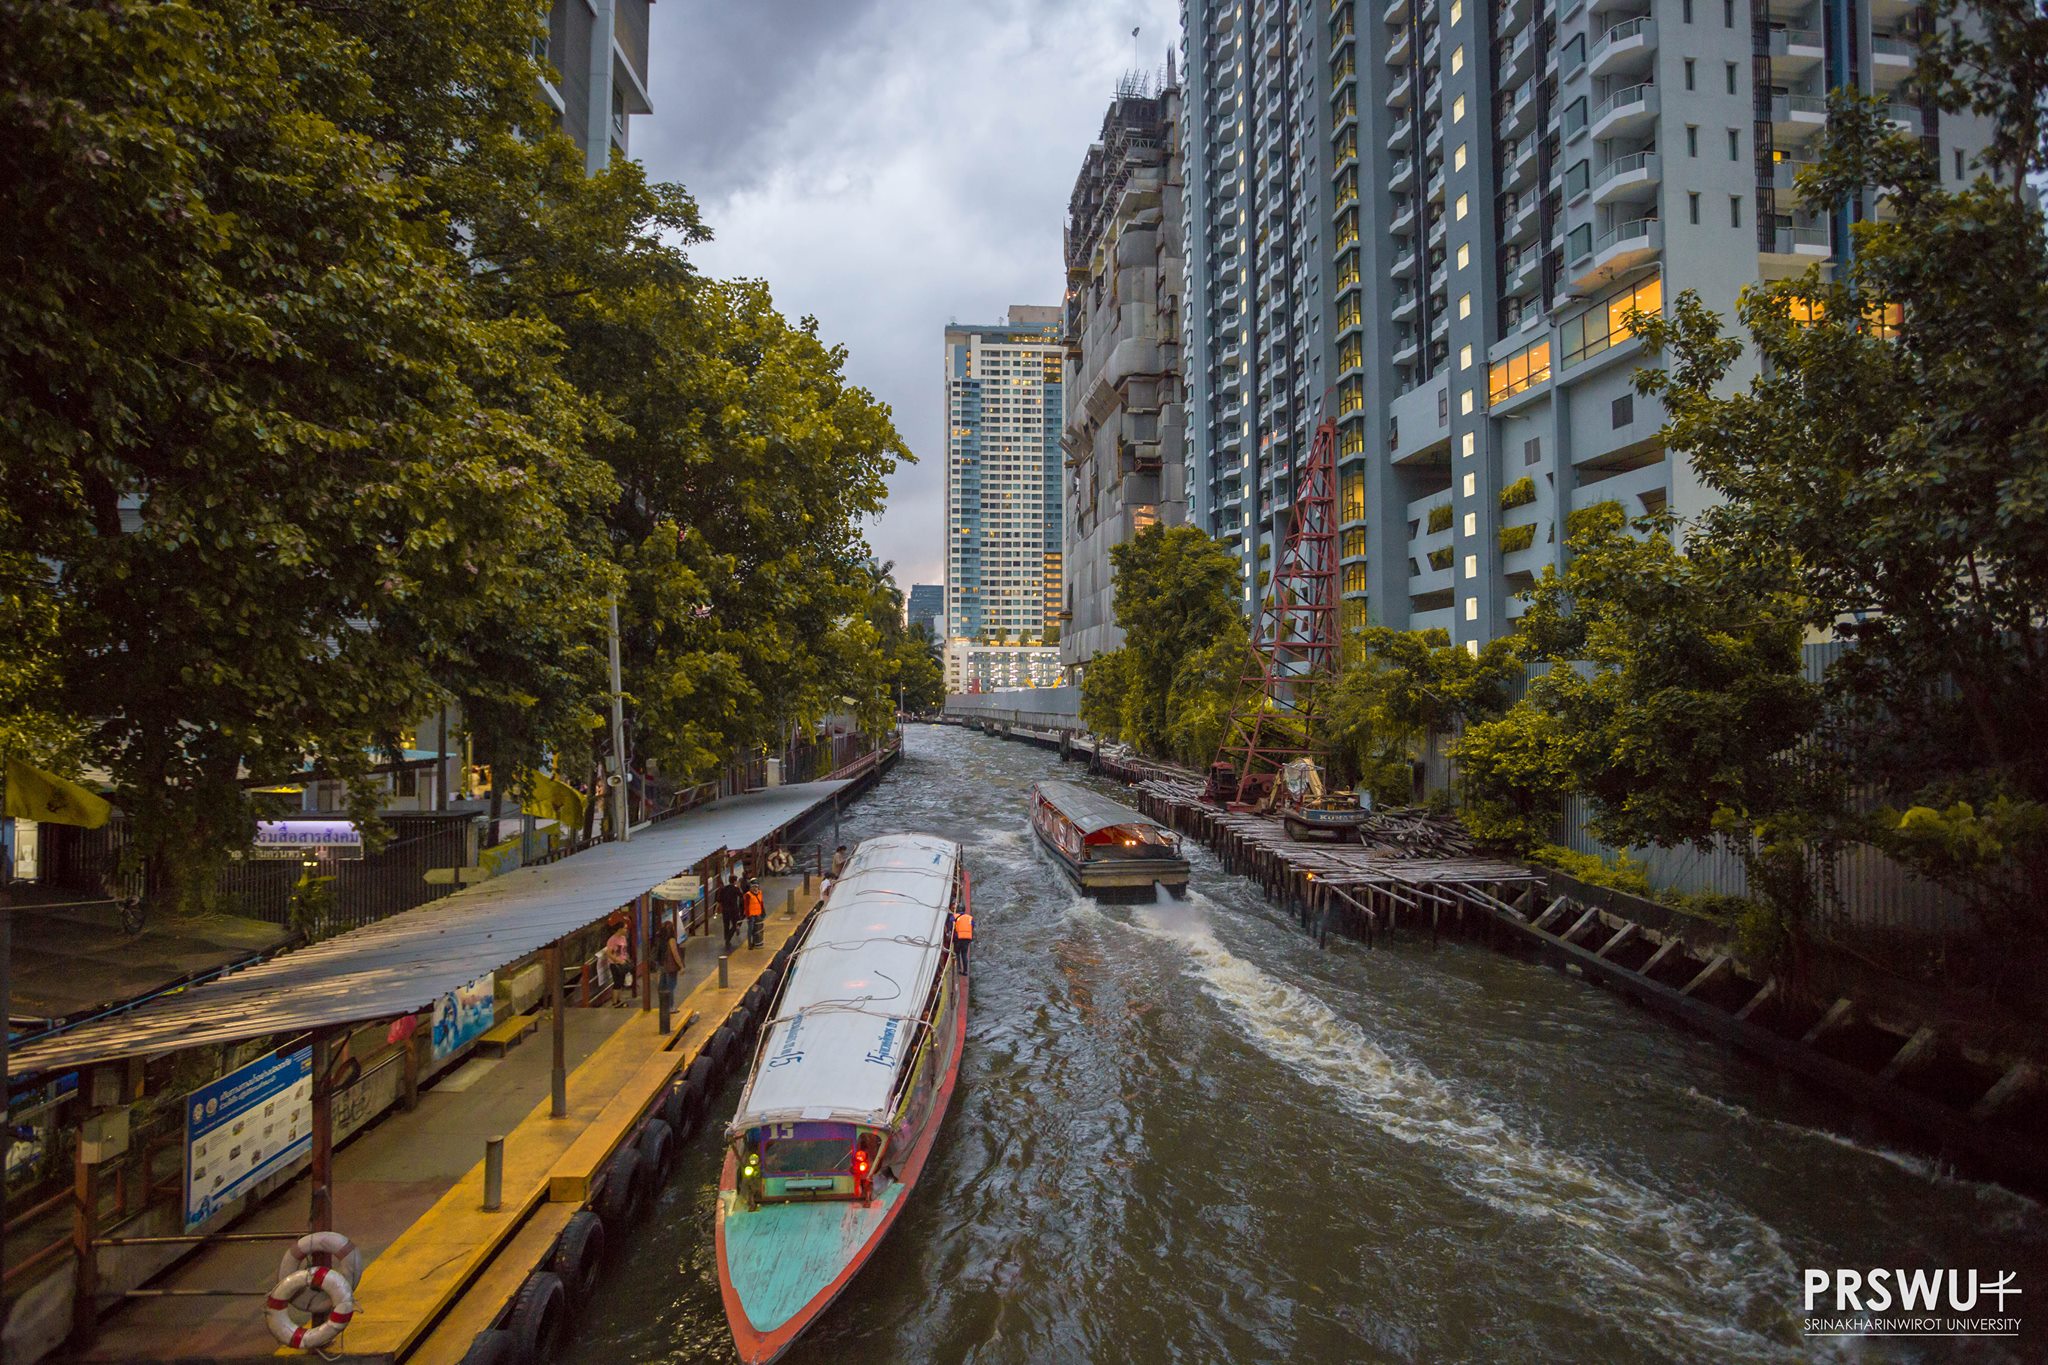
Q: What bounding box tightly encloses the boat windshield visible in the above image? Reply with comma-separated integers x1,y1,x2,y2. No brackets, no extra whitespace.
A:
761,1136,854,1176
1083,824,1177,849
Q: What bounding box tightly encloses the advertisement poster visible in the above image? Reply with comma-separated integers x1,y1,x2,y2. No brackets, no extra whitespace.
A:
431,972,496,1062
184,1045,313,1231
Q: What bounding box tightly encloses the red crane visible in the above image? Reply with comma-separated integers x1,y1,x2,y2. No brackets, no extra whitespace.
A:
1210,413,1342,811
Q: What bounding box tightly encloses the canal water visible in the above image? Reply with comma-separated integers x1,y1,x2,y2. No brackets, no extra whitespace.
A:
566,725,2046,1364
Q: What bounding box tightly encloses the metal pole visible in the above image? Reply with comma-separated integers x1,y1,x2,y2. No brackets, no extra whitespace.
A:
608,599,630,843
309,1031,334,1232
718,954,729,990
1,868,12,1317
436,704,449,811
482,1137,504,1211
547,942,567,1118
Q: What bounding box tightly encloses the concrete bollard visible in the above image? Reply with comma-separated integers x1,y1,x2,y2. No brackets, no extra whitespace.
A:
784,888,796,918
718,954,729,989
483,1136,505,1211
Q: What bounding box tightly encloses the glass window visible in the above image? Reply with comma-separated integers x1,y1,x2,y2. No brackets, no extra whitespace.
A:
1684,58,1696,90
1562,274,1662,367
1452,45,1465,73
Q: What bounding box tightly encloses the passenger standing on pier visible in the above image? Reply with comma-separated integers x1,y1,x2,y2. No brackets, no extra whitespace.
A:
605,920,632,1006
655,917,684,1012
832,844,849,880
744,879,765,948
716,874,742,951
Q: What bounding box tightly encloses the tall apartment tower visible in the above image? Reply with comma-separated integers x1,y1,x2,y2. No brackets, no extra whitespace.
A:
1179,1,1341,612
542,0,654,174
1060,71,1192,677
943,307,1067,693
1335,0,1992,645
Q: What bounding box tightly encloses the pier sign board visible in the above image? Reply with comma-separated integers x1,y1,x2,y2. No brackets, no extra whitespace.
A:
251,819,364,861
183,1045,313,1230
431,972,496,1062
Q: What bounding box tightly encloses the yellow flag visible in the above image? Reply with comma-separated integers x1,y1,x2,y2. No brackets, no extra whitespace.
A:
523,771,585,831
4,757,113,829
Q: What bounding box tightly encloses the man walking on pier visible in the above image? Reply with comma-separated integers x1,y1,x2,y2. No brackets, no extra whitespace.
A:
744,879,765,949
716,874,742,951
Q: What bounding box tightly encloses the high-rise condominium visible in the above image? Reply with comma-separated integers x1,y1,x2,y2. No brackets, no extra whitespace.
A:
540,0,654,173
1180,1,1338,613
1061,71,1191,676
943,307,1066,692
1181,0,1992,647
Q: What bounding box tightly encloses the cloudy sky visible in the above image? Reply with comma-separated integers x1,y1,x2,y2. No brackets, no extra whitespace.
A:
638,0,1180,590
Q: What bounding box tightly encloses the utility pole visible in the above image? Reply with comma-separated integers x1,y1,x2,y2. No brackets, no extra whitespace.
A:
607,599,630,843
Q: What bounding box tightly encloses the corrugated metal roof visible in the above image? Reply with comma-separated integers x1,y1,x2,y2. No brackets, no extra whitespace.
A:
1034,780,1163,836
10,781,851,1075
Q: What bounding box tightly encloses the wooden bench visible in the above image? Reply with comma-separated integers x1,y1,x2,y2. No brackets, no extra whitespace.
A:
476,1009,543,1057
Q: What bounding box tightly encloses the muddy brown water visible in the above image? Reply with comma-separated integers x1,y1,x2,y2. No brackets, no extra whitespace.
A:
562,725,2047,1364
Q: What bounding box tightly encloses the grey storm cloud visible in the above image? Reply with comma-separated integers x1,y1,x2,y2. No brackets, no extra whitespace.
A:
637,0,1179,589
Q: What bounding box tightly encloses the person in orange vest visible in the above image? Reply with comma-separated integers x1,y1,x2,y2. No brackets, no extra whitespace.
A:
952,907,973,975
744,879,765,949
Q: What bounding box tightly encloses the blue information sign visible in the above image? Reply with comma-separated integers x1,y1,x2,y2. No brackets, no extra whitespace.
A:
183,1045,313,1231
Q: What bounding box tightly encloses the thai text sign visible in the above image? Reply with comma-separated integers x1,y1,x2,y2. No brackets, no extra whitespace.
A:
431,972,495,1062
184,1045,312,1230
252,819,364,861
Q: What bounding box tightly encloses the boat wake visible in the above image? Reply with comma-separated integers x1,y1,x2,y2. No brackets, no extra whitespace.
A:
1123,894,1813,1362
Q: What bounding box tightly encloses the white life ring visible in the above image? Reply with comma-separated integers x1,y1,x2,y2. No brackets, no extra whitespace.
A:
265,1264,356,1351
276,1230,363,1290
766,849,793,874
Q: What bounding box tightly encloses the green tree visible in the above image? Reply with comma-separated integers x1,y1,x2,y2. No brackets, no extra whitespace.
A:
1,0,607,911
1631,43,2048,939
1319,626,1519,804
1094,525,1245,751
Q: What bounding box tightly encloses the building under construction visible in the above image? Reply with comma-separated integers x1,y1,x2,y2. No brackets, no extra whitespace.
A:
1058,68,1188,678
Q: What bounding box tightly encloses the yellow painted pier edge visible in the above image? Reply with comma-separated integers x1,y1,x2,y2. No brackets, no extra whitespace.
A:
312,894,818,1363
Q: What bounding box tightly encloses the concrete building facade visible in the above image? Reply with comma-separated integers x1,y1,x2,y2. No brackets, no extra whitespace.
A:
1334,0,1993,648
943,307,1065,685
1059,73,1192,677
542,0,654,173
1179,0,1341,615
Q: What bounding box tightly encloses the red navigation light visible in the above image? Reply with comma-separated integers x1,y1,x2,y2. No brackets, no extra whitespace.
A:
852,1149,869,1175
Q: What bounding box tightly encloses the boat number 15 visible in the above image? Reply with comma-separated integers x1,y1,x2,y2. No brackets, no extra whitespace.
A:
767,1053,804,1069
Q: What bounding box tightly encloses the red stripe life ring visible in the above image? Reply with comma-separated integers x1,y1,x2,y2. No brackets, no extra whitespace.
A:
265,1263,357,1351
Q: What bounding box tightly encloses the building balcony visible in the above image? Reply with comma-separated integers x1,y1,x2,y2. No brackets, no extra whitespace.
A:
1871,33,1916,86
1589,81,1658,141
1589,0,1637,16
1588,16,1656,78
1767,26,1826,75
1390,154,1416,191
1391,243,1419,277
1591,150,1660,206
1887,102,1924,133
1386,26,1414,65
1384,0,1411,23
1769,222,1831,256
1426,167,1446,203
1393,333,1422,367
1770,91,1830,136
1424,119,1444,158
1765,152,1817,190
1391,196,1419,233
1502,79,1537,136
1508,249,1542,295
1388,112,1415,149
1392,289,1421,322
1571,215,1662,288
1505,193,1541,244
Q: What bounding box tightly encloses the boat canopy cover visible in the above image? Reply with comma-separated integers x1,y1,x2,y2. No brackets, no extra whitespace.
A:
1033,780,1166,837
731,834,960,1132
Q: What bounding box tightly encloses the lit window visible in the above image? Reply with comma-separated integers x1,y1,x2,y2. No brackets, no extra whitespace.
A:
1461,432,1475,456
1453,94,1467,122
1451,0,1462,20
1455,194,1469,220
1457,243,1470,269
1465,597,1478,621
1462,472,1476,495
1460,388,1474,414
1454,143,1468,171
1463,512,1478,536
1459,344,1473,369
1463,553,1478,578
1452,45,1465,74
1458,292,1471,318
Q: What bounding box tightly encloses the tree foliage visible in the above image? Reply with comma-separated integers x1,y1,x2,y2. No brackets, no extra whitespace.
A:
0,0,910,911
1632,55,2048,939
1319,626,1519,804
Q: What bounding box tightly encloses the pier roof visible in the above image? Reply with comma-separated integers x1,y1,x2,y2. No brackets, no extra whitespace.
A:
10,781,851,1075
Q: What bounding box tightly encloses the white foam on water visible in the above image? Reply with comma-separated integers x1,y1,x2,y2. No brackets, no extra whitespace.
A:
1124,894,1816,1361
1680,1087,2044,1221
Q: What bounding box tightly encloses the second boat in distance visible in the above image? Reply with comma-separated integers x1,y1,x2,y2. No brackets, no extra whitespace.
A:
1030,779,1189,899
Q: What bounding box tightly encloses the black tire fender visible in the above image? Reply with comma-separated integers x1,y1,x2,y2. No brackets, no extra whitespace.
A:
638,1118,675,1188
660,1084,686,1137
458,1329,517,1365
730,1006,755,1042
548,1210,605,1311
506,1271,567,1365
596,1146,644,1227
708,1025,737,1074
